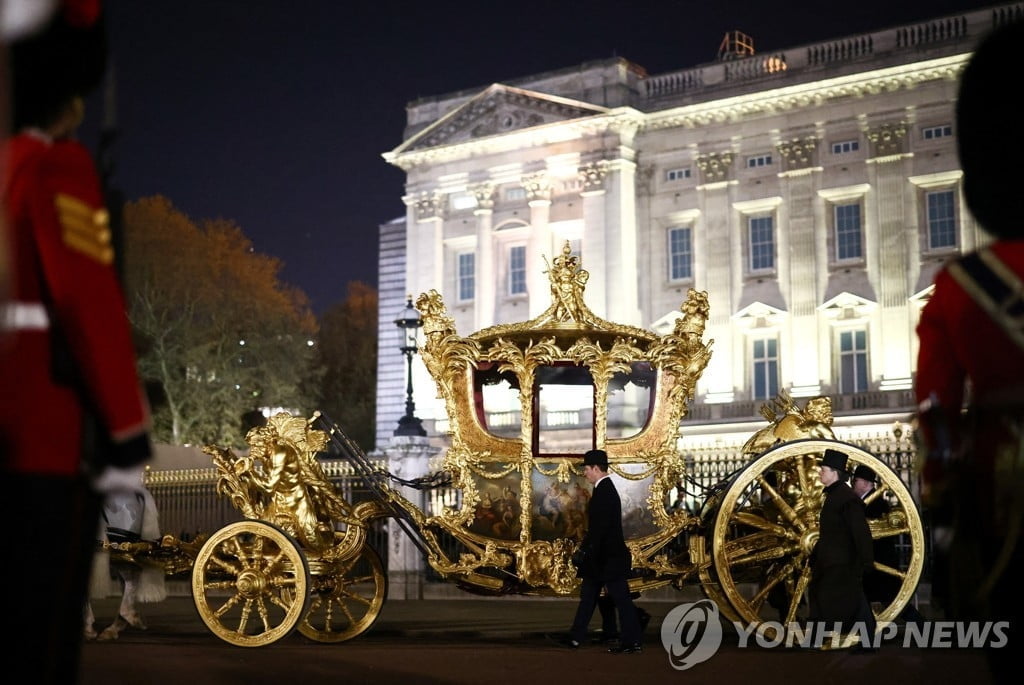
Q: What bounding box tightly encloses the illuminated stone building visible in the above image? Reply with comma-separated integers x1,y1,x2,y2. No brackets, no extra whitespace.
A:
375,2,1023,452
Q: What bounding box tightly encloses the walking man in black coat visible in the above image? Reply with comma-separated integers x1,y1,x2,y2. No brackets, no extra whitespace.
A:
809,449,875,644
563,449,644,653
851,464,925,624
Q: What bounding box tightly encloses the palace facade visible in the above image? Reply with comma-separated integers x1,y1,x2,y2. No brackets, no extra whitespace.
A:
375,2,1024,453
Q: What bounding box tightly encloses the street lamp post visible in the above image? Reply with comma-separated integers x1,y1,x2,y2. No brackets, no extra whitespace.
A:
393,296,426,437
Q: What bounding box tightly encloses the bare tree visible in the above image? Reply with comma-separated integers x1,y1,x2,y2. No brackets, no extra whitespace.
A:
123,196,320,447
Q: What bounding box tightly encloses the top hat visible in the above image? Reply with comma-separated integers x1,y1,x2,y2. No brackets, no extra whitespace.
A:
821,449,849,474
852,464,878,483
583,449,609,468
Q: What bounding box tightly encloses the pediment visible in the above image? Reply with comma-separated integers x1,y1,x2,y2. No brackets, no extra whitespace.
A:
734,300,788,322
818,291,877,312
396,84,609,153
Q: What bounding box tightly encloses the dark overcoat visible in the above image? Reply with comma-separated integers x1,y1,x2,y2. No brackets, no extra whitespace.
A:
862,491,901,603
580,477,630,582
810,480,874,627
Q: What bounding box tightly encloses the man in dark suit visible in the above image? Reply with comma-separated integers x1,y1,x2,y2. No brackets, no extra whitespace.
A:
851,465,925,624
809,449,875,644
563,449,644,653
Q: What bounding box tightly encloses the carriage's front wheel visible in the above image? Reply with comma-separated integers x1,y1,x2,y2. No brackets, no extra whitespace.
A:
191,520,310,647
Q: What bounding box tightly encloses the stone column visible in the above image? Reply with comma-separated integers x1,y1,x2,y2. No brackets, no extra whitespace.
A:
471,182,496,329
578,161,608,315
412,191,445,300
522,172,552,318
776,137,822,396
383,435,439,600
585,158,630,325
865,122,914,390
695,152,736,404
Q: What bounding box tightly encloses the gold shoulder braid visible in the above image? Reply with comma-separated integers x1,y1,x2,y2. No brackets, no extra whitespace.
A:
54,193,113,265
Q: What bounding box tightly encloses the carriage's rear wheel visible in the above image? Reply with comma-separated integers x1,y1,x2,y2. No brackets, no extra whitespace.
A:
710,439,924,646
288,544,388,643
191,520,310,647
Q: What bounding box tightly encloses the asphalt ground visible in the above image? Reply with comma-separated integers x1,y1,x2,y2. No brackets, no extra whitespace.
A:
79,593,995,685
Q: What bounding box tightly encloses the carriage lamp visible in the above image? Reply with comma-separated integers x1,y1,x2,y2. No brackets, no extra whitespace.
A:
394,296,426,436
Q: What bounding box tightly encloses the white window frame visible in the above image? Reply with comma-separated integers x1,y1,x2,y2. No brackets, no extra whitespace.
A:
751,336,780,401
667,226,693,281
838,328,869,393
925,189,957,250
834,202,863,261
831,139,860,154
734,197,782,276
908,171,962,254
457,251,476,302
665,167,691,181
747,154,773,168
748,215,775,272
922,124,953,140
507,244,527,296
504,187,527,202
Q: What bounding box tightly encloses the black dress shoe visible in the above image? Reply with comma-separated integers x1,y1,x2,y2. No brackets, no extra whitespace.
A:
608,643,643,654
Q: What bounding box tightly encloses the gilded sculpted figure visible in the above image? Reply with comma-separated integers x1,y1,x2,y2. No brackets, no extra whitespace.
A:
236,413,348,551
545,243,589,323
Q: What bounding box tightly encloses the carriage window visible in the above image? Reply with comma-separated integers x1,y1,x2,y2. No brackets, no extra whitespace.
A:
606,362,655,440
535,364,594,456
474,362,521,438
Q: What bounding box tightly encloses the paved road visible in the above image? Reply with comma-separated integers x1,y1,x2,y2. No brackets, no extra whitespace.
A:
80,595,994,685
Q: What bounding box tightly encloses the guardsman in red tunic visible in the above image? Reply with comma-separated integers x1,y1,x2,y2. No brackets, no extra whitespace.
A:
1,2,151,682
914,21,1024,685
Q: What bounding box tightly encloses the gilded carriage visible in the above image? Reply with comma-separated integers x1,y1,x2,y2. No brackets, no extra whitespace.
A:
190,243,924,647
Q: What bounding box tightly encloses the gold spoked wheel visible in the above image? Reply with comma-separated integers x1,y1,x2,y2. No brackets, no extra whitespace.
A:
191,520,310,647
289,545,388,643
710,439,924,641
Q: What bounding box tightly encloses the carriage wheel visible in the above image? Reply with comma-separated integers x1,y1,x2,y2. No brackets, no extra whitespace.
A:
191,520,310,647
287,545,388,643
710,439,924,645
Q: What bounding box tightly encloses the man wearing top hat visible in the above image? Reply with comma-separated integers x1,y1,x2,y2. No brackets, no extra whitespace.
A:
560,449,644,653
851,464,925,624
809,449,875,641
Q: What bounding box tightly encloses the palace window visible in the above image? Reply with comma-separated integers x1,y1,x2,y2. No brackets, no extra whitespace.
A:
831,140,859,154
835,203,862,260
665,167,691,181
838,329,869,393
752,337,779,401
668,226,693,281
922,125,953,140
457,252,475,302
749,215,775,271
926,190,957,249
508,245,526,295
747,154,773,168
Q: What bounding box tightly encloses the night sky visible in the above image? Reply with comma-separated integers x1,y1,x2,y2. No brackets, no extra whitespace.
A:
81,0,995,315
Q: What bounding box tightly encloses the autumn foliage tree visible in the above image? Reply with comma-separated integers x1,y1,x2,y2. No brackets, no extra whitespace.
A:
123,196,320,447
315,281,378,451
